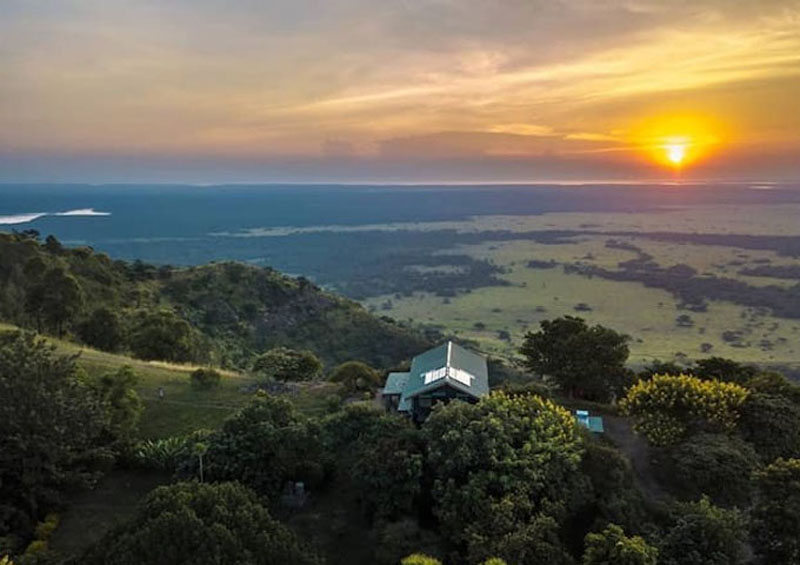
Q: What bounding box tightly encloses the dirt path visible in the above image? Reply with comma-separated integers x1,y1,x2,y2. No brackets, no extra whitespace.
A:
603,415,667,502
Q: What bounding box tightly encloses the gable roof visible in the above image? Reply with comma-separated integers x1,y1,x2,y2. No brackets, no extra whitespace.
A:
400,341,489,402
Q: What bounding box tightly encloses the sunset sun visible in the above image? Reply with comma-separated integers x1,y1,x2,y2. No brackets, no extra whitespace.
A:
666,143,687,166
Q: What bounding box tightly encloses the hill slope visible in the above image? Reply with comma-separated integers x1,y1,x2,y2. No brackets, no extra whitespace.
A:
0,231,433,370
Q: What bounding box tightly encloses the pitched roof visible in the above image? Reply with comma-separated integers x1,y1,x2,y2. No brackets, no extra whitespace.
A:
400,341,489,402
383,372,410,395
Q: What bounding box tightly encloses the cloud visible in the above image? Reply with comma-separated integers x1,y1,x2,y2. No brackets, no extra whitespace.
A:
0,0,799,180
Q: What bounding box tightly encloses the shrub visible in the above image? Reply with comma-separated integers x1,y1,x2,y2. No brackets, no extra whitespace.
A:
621,374,748,445
253,347,322,382
190,368,221,390
583,523,658,565
329,361,382,393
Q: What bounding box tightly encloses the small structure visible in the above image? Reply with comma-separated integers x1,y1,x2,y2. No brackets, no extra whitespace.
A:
382,341,489,422
575,409,604,433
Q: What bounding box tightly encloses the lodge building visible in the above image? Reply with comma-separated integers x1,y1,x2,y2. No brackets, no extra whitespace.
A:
382,341,489,422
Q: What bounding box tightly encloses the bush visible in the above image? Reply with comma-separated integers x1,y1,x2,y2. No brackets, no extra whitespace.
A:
190,368,221,390
621,374,749,445
253,347,322,382
655,433,758,507
329,361,381,393
659,497,747,565
751,458,800,564
82,482,321,564
583,523,658,565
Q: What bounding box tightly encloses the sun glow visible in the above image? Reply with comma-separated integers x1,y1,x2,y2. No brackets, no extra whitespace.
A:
666,143,687,166
632,115,724,172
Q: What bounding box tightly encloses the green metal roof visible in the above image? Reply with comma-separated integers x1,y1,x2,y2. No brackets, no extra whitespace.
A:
382,372,410,396
400,341,489,403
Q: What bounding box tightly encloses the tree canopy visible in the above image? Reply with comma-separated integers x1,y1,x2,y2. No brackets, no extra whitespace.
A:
621,374,749,445
253,347,322,382
425,392,584,564
0,333,109,541
520,316,630,401
82,481,320,565
582,523,658,565
751,458,800,564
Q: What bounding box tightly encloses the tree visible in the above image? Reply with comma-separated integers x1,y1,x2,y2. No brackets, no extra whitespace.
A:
583,524,658,565
401,555,441,565
659,497,747,565
738,392,800,461
190,367,222,390
91,365,144,450
194,394,328,500
328,361,381,393
621,374,749,445
323,404,423,520
82,481,320,565
0,333,108,540
425,392,584,564
253,347,322,381
78,307,125,352
693,357,757,384
751,458,800,564
520,316,630,401
32,267,84,336
656,433,758,507
128,309,197,362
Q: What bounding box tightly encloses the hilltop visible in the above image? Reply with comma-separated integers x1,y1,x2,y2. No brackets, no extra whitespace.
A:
0,231,433,371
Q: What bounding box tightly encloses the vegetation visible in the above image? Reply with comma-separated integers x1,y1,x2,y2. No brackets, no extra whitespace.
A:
425,392,584,564
82,481,320,564
751,458,800,564
253,347,322,381
520,316,630,401
0,333,111,544
621,374,749,445
2,229,800,564
189,367,222,390
0,232,431,369
582,524,658,565
328,361,382,393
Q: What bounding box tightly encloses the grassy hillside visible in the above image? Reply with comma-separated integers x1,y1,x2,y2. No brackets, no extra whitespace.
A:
0,231,433,371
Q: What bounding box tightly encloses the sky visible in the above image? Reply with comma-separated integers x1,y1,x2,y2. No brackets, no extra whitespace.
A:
1,0,799,183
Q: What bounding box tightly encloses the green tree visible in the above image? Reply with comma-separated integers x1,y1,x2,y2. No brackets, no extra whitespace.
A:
0,333,108,540
82,481,320,565
91,366,143,451
738,392,800,461
329,360,382,393
657,433,758,507
253,347,322,381
401,555,441,565
78,307,125,352
425,392,583,564
583,523,658,565
751,458,800,565
34,267,84,336
128,309,197,362
621,374,749,445
660,497,747,565
323,404,423,520
520,316,630,401
693,357,757,384
196,395,327,500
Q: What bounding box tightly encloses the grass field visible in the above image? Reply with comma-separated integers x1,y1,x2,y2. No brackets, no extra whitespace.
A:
366,233,800,367
2,324,339,438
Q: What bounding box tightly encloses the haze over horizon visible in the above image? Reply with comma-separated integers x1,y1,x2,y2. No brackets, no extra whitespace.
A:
2,0,799,183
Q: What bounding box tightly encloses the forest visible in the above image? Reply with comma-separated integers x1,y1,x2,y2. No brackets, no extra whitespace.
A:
1,232,800,564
